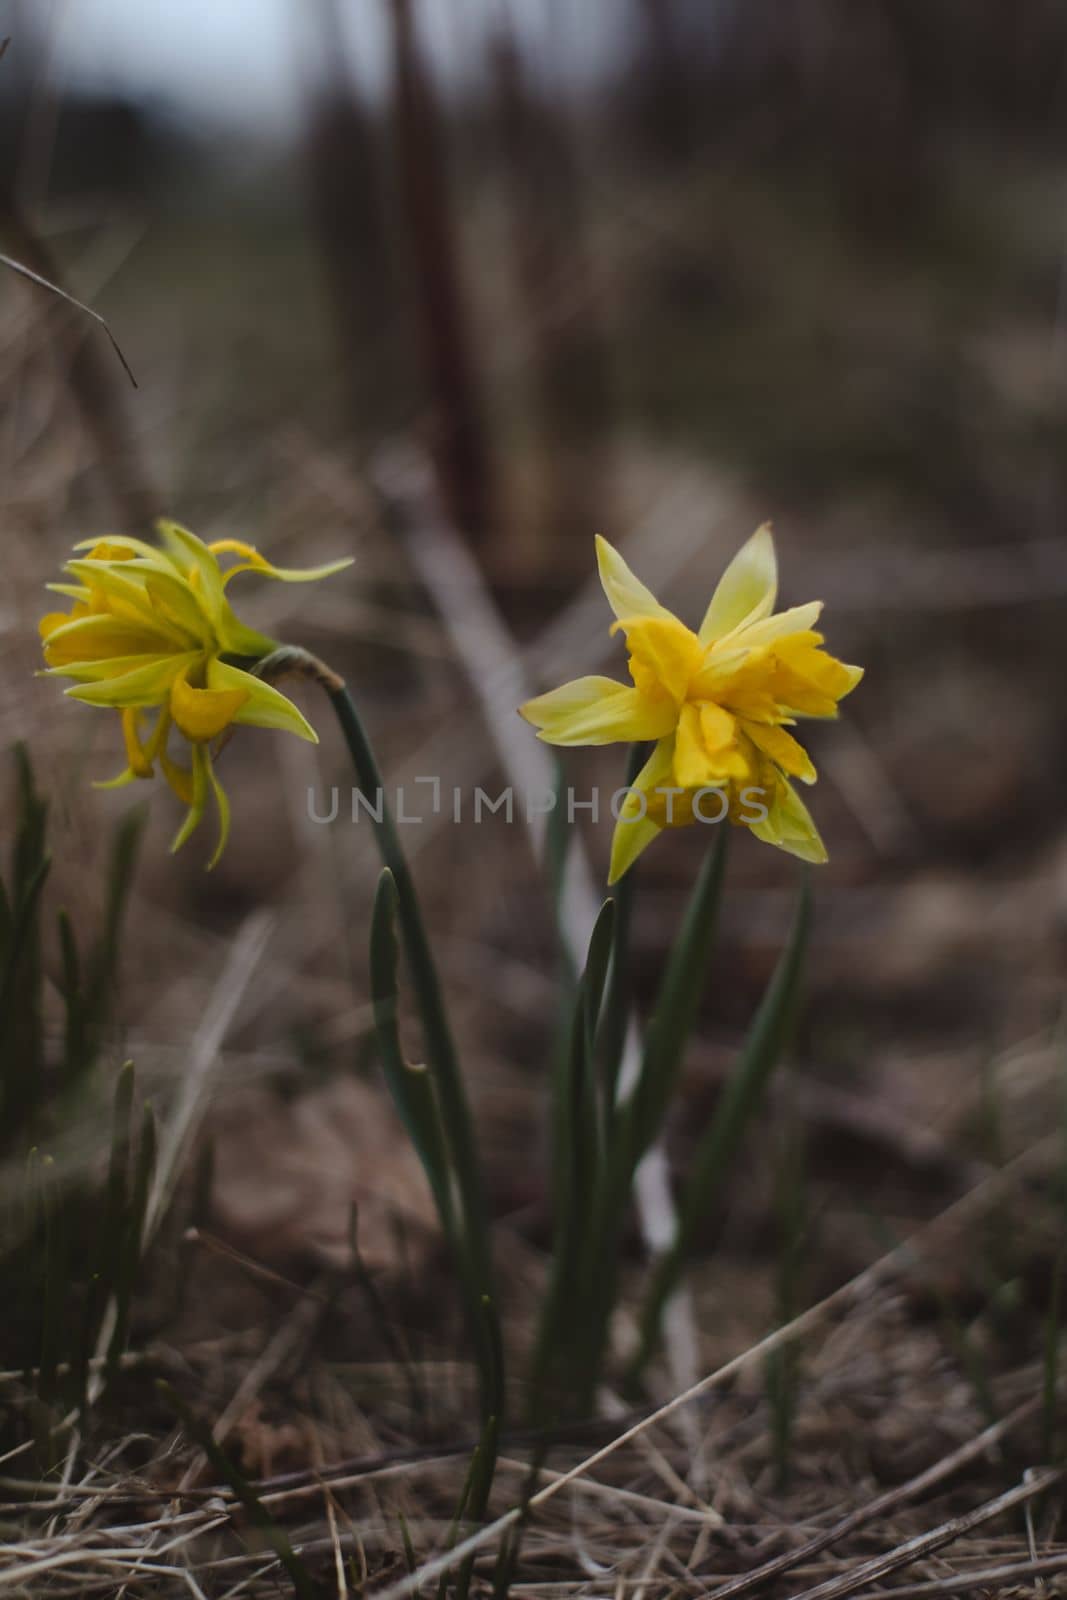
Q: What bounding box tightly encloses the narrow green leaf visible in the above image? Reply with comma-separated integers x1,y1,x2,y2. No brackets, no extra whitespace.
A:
1043,1245,1064,1464
370,871,499,1465
444,1384,501,1600
551,901,613,1229
348,1202,423,1417
37,1157,65,1406
573,902,615,1224
545,755,579,991
0,854,50,1007
99,1062,135,1291
582,900,615,1060
328,685,494,1295
57,910,85,1078
599,743,647,1116
371,870,459,1242
556,830,729,1409
941,1304,999,1429
530,904,614,1418
369,864,508,1497
627,872,811,1384
174,1134,214,1322
86,807,143,1030
491,1529,521,1600
73,1270,102,1418
436,1436,481,1600
613,825,729,1183
0,871,11,962
13,743,48,903
0,852,51,1121
129,1102,156,1256
398,1512,418,1577
158,1379,317,1600
108,1100,155,1377
455,1416,500,1600
329,681,500,1479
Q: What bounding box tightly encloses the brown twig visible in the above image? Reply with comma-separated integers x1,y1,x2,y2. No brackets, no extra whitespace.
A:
781,1466,1067,1600
0,205,156,528
0,250,137,388
706,1393,1044,1600
847,1550,1067,1598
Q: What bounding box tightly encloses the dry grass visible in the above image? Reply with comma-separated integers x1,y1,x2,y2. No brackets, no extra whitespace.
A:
2,1127,1064,1595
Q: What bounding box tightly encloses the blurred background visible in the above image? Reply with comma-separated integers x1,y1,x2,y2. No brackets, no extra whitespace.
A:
3,0,1067,1389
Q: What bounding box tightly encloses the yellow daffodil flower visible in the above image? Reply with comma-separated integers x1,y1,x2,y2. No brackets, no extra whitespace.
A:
519,526,862,882
40,521,351,865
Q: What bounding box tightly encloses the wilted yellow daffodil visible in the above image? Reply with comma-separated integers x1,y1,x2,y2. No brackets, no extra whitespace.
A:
520,526,862,882
40,521,351,865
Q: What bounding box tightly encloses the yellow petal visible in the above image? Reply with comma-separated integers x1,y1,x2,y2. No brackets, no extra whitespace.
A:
156,521,227,618
689,644,754,699
674,703,749,788
171,744,208,852
209,537,353,587
205,754,231,869
130,524,278,660
771,637,864,718
671,710,723,790
730,601,823,651
65,653,199,708
519,675,676,747
84,540,136,561
208,537,259,565
170,668,249,742
142,571,213,644
208,658,318,742
160,748,195,806
44,651,184,686
674,705,710,788
608,812,663,884
698,523,777,644
744,721,817,784
93,765,141,791
74,535,170,568
700,701,738,753
692,646,787,724
607,736,675,882
45,583,92,605
64,560,186,639
748,773,828,863
614,614,704,706
595,535,673,624
40,612,72,641
144,706,173,763
121,708,154,778
41,612,179,668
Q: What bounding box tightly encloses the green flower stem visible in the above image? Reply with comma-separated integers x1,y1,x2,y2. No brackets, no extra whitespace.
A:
259,651,491,1277
264,653,501,1435
258,648,503,1525
325,682,493,1280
